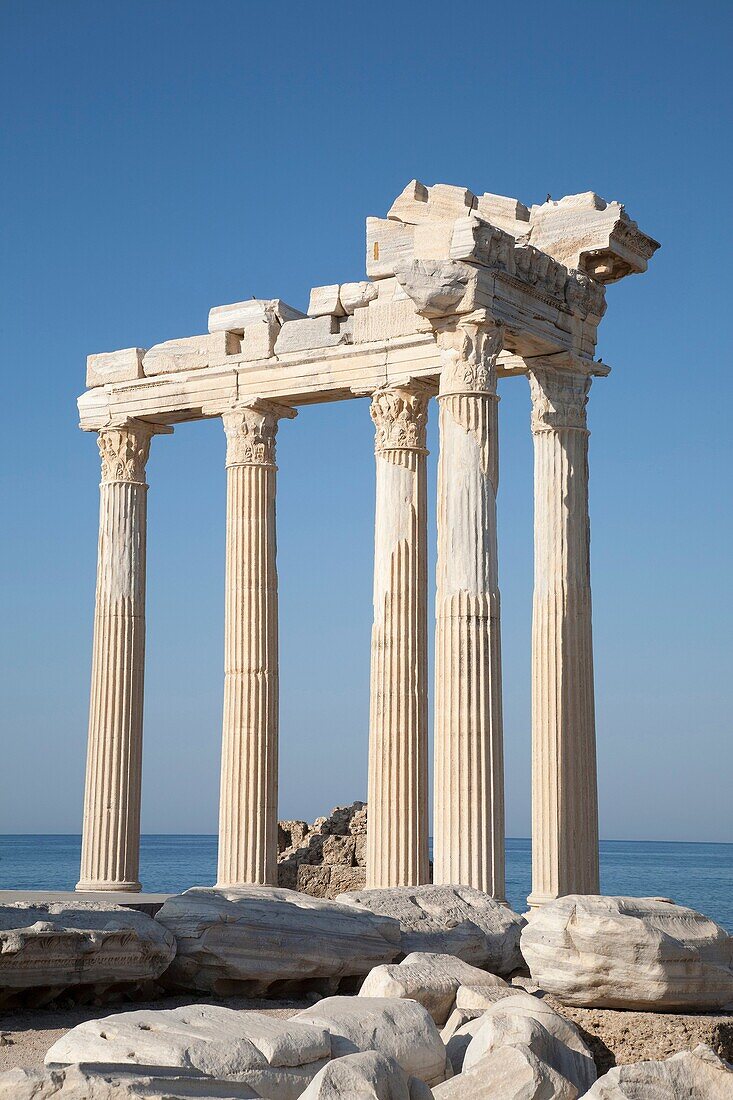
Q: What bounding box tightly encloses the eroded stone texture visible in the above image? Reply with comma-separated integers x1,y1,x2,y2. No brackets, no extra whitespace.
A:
47,1004,330,1099
296,996,449,1087
0,1066,260,1099
521,895,733,1011
299,1051,428,1100
0,902,175,1002
584,1044,733,1099
337,885,524,974
463,992,596,1095
359,953,511,1025
432,1042,578,1099
155,887,400,995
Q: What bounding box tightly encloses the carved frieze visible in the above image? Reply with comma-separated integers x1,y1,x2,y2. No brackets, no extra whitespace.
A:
528,366,592,433
370,386,429,452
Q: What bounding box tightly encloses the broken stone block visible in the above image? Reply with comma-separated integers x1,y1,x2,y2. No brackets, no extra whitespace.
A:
366,218,416,279
86,348,146,388
208,298,303,333
274,315,348,355
143,332,239,376
339,281,378,314
308,285,345,318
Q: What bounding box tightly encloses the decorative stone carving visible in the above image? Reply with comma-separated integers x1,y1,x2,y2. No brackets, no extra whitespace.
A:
98,422,155,484
369,386,429,453
222,401,288,467
528,366,591,433
436,316,503,394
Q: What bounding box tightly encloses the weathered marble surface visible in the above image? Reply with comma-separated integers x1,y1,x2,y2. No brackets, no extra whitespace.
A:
584,1043,733,1098
0,902,175,997
521,895,733,1010
0,1065,260,1098
431,1042,577,1099
299,1051,431,1100
47,1004,330,1099
296,996,449,1087
463,992,596,1094
359,953,511,1025
337,885,524,974
155,888,400,995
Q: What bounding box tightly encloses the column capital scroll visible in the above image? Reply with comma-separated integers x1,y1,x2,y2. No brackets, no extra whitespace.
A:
436,312,504,397
528,365,592,434
218,399,297,468
97,419,171,485
370,384,431,454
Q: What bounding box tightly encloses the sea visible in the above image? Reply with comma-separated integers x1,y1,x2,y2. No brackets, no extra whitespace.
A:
1,836,731,931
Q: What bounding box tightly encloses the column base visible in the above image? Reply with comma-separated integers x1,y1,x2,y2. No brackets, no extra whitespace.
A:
76,880,142,893
526,890,561,910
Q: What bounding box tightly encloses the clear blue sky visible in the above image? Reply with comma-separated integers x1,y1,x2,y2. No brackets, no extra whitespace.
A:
1,1,730,843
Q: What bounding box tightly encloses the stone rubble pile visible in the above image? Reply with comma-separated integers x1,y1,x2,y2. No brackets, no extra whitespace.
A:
277,803,367,899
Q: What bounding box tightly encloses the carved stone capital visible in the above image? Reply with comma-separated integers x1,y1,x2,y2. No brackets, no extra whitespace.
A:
437,315,504,397
528,366,592,433
98,423,156,484
222,400,296,467
370,385,429,453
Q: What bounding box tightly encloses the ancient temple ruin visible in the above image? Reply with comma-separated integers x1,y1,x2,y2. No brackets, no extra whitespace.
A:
75,181,659,907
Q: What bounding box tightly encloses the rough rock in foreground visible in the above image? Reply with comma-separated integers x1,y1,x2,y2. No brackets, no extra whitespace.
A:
299,1050,432,1099
463,992,596,1094
155,887,400,995
585,1042,733,1098
432,1041,578,1099
46,1004,330,1099
521,895,733,1011
0,902,175,1005
296,995,449,1087
0,1065,259,1098
359,952,512,1025
337,884,524,974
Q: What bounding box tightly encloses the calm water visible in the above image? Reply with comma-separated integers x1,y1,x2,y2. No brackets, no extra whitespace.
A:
1,836,731,931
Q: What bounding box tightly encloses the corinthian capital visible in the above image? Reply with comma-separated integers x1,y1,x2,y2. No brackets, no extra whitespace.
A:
370,385,430,453
436,313,504,396
528,366,592,433
98,422,156,484
221,400,297,467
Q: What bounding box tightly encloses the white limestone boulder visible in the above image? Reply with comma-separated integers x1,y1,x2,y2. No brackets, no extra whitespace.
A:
46,1004,331,1100
155,887,400,995
0,1065,260,1098
584,1043,733,1098
441,1013,486,1075
431,1042,578,1099
359,952,512,1024
296,995,449,1087
0,902,175,999
521,895,733,1011
337,885,524,974
299,1051,432,1100
463,992,596,1094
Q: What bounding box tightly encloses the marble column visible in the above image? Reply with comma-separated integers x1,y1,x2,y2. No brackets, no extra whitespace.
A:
433,314,506,899
366,384,431,888
217,400,296,887
78,420,168,892
527,363,600,907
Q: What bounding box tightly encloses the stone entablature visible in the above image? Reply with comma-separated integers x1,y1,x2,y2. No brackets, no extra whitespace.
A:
75,179,658,908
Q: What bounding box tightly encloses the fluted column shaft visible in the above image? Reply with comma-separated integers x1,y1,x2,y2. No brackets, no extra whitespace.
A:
217,401,295,887
366,385,430,888
433,315,506,899
527,365,599,907
78,421,162,892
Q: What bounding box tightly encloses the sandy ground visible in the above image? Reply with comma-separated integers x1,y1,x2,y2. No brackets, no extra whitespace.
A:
0,994,310,1074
